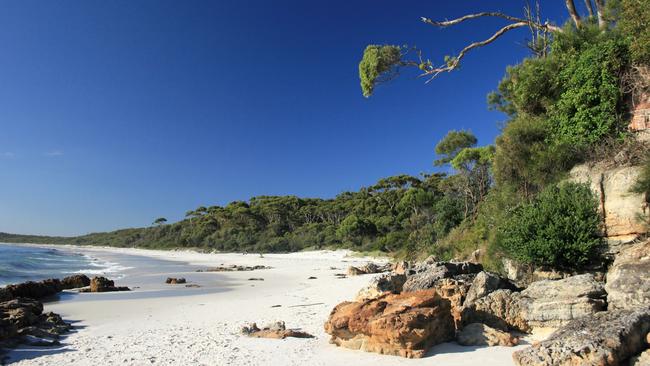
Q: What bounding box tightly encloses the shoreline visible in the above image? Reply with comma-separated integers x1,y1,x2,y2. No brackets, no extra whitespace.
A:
5,246,525,365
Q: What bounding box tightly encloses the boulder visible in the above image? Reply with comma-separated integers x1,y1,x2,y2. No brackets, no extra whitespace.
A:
355,273,406,301
81,276,130,293
402,261,482,292
61,274,91,289
501,258,599,288
457,323,519,347
629,349,650,366
165,277,186,284
324,289,455,358
391,261,411,275
0,297,70,349
347,263,391,276
432,276,473,329
461,289,530,333
606,239,650,310
464,271,516,307
241,321,313,339
4,279,62,300
519,274,606,329
512,308,650,366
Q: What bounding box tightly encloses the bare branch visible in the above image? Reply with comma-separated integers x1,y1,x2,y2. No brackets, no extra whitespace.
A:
565,0,582,27
420,22,529,82
421,12,562,33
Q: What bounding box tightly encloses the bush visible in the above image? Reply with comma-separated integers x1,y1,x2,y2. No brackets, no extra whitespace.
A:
496,182,603,270
619,0,650,65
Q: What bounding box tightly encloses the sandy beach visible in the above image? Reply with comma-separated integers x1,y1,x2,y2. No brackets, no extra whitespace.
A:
6,247,529,365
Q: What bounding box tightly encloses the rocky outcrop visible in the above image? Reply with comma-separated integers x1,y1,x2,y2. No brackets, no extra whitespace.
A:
241,321,313,339
4,279,62,300
570,164,648,249
464,271,517,307
512,308,650,366
456,323,519,347
61,274,90,289
461,289,530,333
402,261,482,292
347,263,391,276
606,239,650,310
355,273,406,301
165,277,186,284
432,276,473,329
519,274,606,329
80,277,130,293
0,298,71,349
196,265,271,272
324,289,455,358
630,349,650,366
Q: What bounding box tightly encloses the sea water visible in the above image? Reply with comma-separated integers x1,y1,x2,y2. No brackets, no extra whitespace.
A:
0,243,123,287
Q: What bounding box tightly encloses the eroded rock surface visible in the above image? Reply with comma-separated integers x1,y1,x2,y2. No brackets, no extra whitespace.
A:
241,321,313,339
519,274,606,328
461,289,530,332
606,239,650,310
324,289,455,358
355,273,406,301
4,279,62,300
456,323,519,347
80,276,130,293
464,271,517,307
347,263,391,276
0,298,71,350
513,309,650,366
61,274,90,290
402,261,482,292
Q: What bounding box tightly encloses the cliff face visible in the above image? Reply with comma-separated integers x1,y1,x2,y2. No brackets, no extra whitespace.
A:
570,163,648,253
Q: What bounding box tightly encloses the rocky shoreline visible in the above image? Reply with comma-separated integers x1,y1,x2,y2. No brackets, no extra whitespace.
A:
0,274,130,361
324,238,650,364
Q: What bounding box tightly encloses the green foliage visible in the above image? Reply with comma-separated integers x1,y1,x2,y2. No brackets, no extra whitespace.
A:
496,182,603,270
549,35,629,147
450,145,495,171
434,130,478,166
359,45,402,97
618,0,650,65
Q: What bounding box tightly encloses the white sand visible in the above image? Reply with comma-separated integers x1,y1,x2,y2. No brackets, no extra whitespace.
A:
6,247,531,366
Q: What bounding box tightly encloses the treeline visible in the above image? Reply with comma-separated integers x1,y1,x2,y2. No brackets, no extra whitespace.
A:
3,0,649,271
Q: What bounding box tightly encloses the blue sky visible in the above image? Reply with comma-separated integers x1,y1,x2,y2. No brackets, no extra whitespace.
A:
0,1,575,236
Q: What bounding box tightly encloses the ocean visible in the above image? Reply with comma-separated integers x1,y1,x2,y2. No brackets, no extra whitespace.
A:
0,243,126,287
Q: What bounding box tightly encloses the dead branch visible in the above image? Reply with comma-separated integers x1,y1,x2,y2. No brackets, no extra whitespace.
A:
584,0,595,18
421,12,562,33
594,0,607,29
565,0,582,27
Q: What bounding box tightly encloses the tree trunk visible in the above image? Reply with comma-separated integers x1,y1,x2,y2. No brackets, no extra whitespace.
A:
565,0,582,27
584,0,595,18
594,0,607,29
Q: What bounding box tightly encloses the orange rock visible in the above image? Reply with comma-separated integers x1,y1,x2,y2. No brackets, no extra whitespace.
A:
324,289,455,358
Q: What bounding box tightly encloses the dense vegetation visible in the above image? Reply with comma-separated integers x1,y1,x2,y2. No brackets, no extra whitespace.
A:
3,0,649,272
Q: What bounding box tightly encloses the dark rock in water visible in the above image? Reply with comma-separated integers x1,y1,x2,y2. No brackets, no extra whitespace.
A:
324,289,455,359
241,321,313,339
606,239,650,310
402,260,482,292
4,279,62,300
165,277,186,284
512,308,650,366
247,278,264,281
79,276,130,293
196,265,271,272
61,274,91,290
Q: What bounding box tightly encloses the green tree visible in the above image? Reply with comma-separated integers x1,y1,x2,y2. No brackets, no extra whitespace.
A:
153,217,167,226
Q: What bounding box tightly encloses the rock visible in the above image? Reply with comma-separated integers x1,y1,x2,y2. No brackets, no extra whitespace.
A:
630,349,650,366
432,277,473,330
307,276,317,280
248,278,264,281
402,261,482,292
196,265,271,272
0,288,11,302
606,239,650,310
502,258,606,288
61,275,91,289
0,297,70,350
80,276,130,293
391,261,411,275
4,279,62,300
520,274,606,329
457,323,519,347
512,308,650,366
241,321,313,339
165,277,186,284
324,289,455,358
185,284,201,288
347,263,391,276
355,273,406,301
570,164,648,249
461,289,530,333
464,271,516,307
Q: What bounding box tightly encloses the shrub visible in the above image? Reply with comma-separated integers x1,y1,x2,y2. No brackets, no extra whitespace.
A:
496,182,603,270
618,0,650,65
